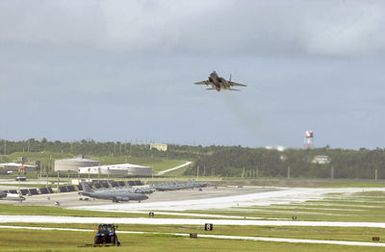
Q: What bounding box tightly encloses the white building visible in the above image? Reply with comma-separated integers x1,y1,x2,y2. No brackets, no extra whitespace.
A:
54,157,100,172
78,163,152,176
312,155,331,165
150,143,168,152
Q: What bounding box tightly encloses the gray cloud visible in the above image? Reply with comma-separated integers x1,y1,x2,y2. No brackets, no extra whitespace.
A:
1,1,385,56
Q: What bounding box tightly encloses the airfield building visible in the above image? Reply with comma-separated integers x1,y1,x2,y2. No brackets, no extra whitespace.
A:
54,157,99,172
150,143,168,152
0,163,37,174
312,155,331,165
78,163,152,176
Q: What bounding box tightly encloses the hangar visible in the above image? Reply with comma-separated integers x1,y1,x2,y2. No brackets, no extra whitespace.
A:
54,157,100,172
78,163,152,176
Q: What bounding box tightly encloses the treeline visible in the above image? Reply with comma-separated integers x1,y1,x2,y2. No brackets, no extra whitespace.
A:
0,138,204,160
1,139,385,179
186,146,385,180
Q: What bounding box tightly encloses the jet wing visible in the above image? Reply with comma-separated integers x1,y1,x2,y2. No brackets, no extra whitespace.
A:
194,80,210,85
229,81,247,87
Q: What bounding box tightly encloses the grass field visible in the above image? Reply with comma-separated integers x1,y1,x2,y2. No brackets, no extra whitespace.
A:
221,178,385,188
4,222,385,244
0,204,145,218
0,228,383,252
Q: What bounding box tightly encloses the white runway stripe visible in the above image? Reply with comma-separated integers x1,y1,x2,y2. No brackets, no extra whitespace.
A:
1,215,385,228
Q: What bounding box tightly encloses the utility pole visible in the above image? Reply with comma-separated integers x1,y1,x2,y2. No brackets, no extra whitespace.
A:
57,171,60,191
331,166,334,180
46,170,49,187
375,169,378,181
3,141,6,155
287,166,290,179
196,165,200,179
39,162,42,179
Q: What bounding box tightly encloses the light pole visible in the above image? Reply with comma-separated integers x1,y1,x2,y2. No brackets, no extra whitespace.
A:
196,165,200,179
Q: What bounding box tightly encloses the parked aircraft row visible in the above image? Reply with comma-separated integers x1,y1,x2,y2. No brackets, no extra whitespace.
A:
92,185,155,195
151,181,211,191
0,180,214,204
79,180,213,202
80,182,148,203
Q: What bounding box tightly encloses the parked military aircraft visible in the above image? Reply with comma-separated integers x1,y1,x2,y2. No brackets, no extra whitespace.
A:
97,185,155,194
195,71,246,91
0,190,25,202
80,183,149,203
152,181,211,191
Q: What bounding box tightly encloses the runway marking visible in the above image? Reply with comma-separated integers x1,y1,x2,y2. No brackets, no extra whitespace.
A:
0,225,384,248
2,215,385,228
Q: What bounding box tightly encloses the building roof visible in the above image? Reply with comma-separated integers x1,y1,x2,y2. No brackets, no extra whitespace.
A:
78,163,151,170
56,157,98,163
0,163,37,168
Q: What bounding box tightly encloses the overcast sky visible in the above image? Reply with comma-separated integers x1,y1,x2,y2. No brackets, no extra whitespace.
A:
1,0,385,149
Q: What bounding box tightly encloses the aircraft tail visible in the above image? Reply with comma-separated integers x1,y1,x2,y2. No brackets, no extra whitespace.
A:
81,182,94,193
0,191,7,199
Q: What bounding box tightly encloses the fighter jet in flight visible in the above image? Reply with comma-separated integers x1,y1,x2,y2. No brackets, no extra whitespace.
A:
195,71,246,91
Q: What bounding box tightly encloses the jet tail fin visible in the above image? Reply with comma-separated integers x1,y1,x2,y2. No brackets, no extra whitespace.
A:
81,182,94,193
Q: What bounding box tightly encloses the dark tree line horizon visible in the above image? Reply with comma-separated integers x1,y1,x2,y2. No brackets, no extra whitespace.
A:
1,139,384,179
